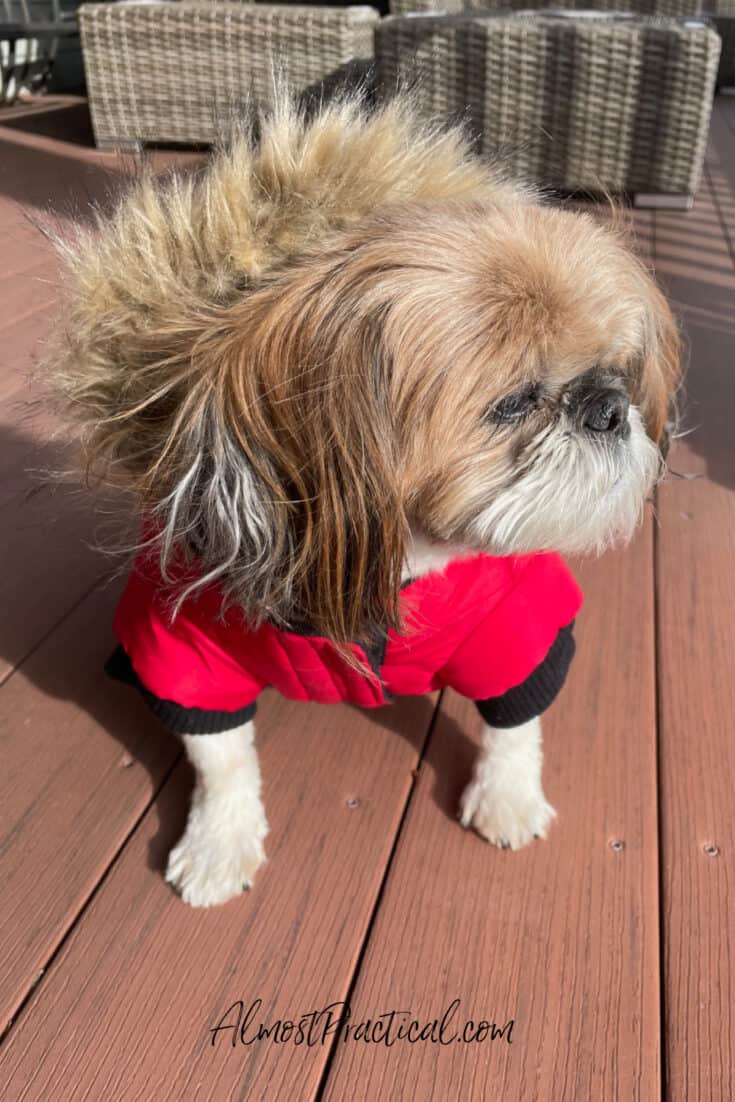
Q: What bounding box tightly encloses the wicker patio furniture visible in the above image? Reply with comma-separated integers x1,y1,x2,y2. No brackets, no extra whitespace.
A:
376,10,720,206
387,0,703,18
79,2,380,148
1,0,79,103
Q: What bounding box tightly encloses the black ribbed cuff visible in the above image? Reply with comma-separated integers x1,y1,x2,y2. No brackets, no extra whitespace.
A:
475,621,576,729
105,645,258,735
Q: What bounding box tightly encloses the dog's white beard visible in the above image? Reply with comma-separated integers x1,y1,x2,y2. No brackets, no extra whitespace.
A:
470,407,660,556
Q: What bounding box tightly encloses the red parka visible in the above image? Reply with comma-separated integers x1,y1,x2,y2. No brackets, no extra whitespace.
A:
107,550,583,734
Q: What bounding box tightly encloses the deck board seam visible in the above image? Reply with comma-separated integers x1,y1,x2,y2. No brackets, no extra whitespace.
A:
705,162,735,269
718,98,735,142
651,205,666,1102
651,209,668,1094
0,751,183,1048
0,571,111,690
0,296,58,339
312,690,445,1102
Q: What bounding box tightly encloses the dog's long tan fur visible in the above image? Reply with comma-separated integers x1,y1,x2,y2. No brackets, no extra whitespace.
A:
49,91,679,647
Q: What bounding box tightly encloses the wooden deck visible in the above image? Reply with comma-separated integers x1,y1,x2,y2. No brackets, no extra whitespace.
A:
0,96,734,1101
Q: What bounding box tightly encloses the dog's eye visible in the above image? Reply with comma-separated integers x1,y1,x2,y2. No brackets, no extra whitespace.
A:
488,384,541,424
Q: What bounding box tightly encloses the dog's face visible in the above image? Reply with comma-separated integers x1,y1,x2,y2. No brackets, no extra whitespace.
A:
376,200,678,558
190,195,678,640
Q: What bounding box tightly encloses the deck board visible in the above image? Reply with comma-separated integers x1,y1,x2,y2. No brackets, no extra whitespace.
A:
0,580,179,1033
322,531,660,1102
654,107,735,1102
709,99,735,254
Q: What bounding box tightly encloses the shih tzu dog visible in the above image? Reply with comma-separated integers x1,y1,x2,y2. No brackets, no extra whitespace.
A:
49,91,679,907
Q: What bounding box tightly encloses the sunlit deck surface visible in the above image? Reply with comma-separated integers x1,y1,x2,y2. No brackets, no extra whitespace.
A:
0,94,734,1101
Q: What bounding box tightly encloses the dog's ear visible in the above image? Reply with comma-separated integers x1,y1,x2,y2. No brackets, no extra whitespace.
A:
185,253,408,644
632,276,681,448
52,218,408,642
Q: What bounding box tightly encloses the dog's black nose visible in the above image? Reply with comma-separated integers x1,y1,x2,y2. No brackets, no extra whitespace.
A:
581,389,630,436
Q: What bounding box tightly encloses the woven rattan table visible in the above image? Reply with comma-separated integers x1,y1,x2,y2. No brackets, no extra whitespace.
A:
376,10,721,206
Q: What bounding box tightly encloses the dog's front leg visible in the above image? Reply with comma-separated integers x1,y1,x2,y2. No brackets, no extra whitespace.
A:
459,717,556,850
166,721,268,907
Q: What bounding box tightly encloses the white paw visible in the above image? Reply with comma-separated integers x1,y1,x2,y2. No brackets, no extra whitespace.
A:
166,798,268,908
459,778,556,850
